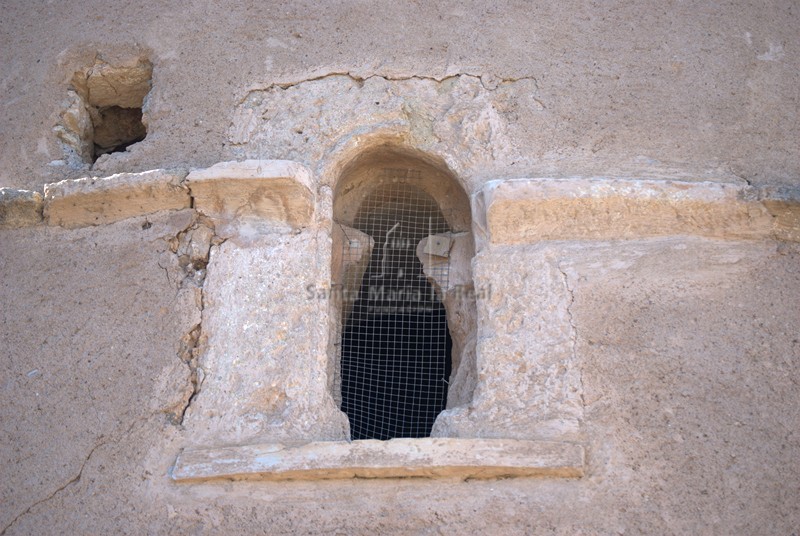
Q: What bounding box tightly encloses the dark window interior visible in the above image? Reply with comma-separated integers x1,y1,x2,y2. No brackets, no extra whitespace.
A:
340,182,452,440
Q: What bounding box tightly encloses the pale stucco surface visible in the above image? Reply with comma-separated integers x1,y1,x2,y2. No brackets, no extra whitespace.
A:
1,1,799,534
2,216,798,533
0,1,798,190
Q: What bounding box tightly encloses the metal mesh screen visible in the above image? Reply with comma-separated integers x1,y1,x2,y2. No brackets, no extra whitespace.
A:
338,181,452,440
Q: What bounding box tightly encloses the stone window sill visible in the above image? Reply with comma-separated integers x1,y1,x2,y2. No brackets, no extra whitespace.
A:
171,438,585,481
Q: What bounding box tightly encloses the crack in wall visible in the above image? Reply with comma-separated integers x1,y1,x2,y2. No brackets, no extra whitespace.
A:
164,214,226,426
175,323,203,425
235,71,539,106
0,420,139,535
558,262,585,411
226,70,539,169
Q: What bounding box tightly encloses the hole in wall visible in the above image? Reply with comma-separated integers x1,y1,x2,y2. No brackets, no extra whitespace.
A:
92,105,147,160
55,58,152,165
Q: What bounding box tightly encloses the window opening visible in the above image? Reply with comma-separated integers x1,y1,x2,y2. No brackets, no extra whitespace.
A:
339,182,452,440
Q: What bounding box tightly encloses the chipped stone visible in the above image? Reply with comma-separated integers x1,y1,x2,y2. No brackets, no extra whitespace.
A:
78,59,153,109
185,160,315,228
182,233,349,444
433,245,583,441
43,169,190,228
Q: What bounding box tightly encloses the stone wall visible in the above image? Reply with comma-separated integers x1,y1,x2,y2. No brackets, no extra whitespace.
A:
1,1,799,533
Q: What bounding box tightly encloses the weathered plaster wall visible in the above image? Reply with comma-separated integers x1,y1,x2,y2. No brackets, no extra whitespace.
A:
0,1,798,190
1,0,799,534
2,213,798,533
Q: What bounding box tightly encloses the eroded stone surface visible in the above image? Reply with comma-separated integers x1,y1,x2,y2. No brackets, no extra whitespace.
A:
53,58,152,166
482,178,776,244
759,186,800,242
0,188,43,229
417,231,478,408
228,75,530,187
2,223,798,534
433,245,584,441
328,223,375,407
1,3,798,531
185,160,314,229
74,58,153,109
54,90,95,165
172,438,585,481
182,232,349,445
44,169,190,228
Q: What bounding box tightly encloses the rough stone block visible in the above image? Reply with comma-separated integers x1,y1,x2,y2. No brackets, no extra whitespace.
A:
0,188,43,229
182,233,349,445
759,186,800,242
482,178,774,244
43,169,190,228
185,160,314,228
171,438,585,481
433,245,583,442
76,59,153,108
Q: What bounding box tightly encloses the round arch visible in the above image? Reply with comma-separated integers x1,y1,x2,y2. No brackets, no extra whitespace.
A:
329,144,478,440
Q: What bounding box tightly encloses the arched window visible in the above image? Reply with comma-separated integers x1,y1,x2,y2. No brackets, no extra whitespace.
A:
330,148,476,441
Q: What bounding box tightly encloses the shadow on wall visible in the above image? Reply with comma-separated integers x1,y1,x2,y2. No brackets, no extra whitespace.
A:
55,58,152,165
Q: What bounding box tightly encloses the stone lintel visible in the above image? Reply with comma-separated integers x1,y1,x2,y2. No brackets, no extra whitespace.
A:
43,169,190,228
185,160,314,228
0,188,43,229
481,178,793,243
171,438,584,482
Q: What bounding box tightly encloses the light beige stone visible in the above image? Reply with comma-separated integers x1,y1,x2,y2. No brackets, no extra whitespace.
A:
433,245,584,441
331,223,374,329
182,233,349,445
53,90,94,164
421,233,453,258
767,200,800,242
230,75,526,185
171,438,585,481
482,178,775,244
332,145,472,233
417,231,478,408
185,160,314,228
1,2,799,533
74,58,153,109
0,189,43,229
43,169,190,228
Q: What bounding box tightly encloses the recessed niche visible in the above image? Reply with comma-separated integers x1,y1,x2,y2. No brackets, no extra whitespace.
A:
56,58,152,164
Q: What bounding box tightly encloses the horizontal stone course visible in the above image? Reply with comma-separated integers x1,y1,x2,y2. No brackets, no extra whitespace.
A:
480,178,798,244
3,168,798,242
44,169,190,228
185,159,314,228
171,438,585,481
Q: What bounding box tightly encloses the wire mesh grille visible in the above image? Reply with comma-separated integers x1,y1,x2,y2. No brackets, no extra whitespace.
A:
338,180,452,440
